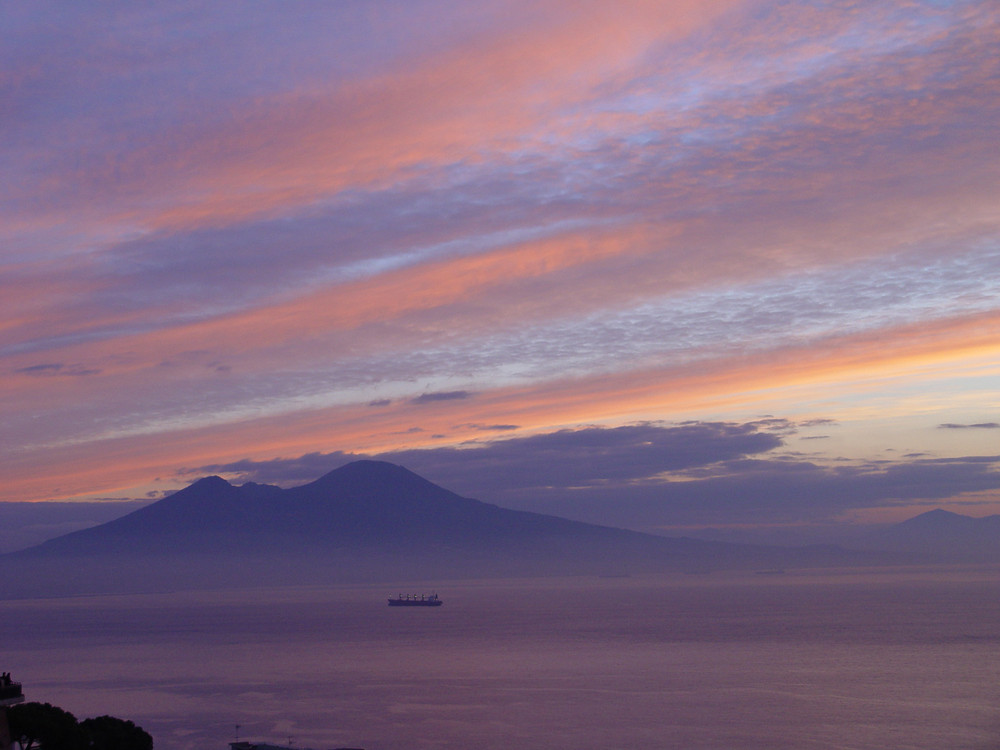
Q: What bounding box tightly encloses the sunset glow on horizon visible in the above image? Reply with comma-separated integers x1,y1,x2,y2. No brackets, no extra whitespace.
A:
2,1,998,535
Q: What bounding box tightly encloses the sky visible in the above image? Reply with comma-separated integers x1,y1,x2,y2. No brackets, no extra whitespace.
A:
2,0,998,544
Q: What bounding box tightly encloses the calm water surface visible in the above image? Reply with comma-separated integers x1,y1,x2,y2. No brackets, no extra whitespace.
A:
2,569,999,750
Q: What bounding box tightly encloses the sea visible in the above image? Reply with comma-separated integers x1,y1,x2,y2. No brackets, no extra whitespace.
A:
2,568,999,750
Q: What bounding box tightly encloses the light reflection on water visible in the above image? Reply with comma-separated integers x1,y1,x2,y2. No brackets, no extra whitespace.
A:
2,570,999,750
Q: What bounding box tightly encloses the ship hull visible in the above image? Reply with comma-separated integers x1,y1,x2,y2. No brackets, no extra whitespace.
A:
388,595,442,606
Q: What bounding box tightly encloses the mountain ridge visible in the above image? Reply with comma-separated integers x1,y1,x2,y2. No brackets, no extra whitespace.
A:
858,507,1000,562
25,460,729,556
2,460,887,597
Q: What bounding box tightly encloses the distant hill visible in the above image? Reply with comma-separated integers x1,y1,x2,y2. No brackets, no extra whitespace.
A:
858,508,1000,562
1,461,878,597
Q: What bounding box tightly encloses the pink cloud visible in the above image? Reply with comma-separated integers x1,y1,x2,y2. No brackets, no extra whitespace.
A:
2,1,998,513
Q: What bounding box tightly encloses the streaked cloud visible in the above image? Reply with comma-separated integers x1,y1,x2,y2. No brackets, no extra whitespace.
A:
14,363,101,377
1,0,997,531
180,421,1000,531
410,391,475,405
939,423,1000,430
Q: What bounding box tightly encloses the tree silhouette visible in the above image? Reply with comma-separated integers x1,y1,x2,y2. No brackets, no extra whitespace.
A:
7,703,152,750
8,702,83,750
80,716,152,750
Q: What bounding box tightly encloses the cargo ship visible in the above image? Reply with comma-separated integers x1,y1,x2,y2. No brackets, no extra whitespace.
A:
388,593,442,607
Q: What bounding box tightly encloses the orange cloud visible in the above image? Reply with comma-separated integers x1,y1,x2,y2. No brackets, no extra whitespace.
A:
3,1,998,515
3,307,996,504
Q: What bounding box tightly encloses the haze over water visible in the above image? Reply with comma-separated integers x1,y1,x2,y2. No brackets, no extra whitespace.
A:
3,571,999,750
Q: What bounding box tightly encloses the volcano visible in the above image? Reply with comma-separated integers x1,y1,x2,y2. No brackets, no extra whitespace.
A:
1,461,871,597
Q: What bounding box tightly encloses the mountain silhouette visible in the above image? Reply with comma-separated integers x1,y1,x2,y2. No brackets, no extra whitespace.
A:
2,461,876,597
30,461,650,554
860,508,1000,562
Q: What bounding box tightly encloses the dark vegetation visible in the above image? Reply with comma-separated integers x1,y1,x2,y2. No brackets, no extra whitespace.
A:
7,702,152,750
